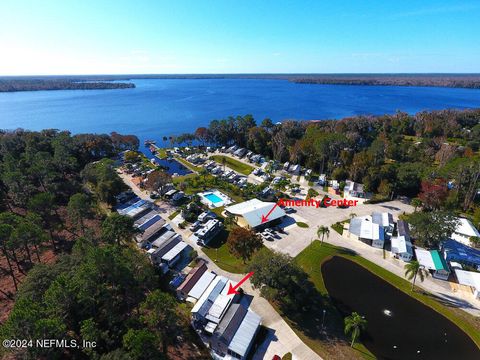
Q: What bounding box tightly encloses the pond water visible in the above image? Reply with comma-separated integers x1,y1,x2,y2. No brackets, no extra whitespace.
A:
154,156,192,176
322,256,479,360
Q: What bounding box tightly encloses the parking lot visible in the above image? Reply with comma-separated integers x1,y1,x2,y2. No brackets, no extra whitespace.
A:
262,199,415,257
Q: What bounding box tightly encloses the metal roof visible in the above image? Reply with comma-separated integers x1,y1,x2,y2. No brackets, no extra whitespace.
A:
228,310,261,358
397,220,410,239
372,212,393,227
191,276,228,315
225,199,285,228
215,303,248,344
177,261,207,295
454,269,480,289
151,230,176,248
161,241,189,263
442,239,480,266
140,222,171,243
187,271,216,299
134,210,158,226
454,218,480,237
415,249,448,271
391,236,413,255
349,217,384,241
206,294,232,323
138,214,164,231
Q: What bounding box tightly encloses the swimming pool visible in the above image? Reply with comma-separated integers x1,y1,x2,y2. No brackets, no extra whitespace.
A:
204,193,223,204
198,189,232,208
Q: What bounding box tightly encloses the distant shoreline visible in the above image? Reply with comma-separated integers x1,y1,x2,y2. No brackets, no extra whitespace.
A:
0,79,135,93
2,73,480,91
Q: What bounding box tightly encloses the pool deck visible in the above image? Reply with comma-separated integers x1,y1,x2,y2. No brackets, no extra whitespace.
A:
198,190,232,208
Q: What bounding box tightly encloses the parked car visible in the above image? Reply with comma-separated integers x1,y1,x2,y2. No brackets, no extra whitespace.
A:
284,207,295,214
261,233,275,242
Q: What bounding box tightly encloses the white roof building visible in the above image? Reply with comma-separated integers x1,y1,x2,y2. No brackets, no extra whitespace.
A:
187,271,216,301
372,212,394,232
191,276,228,318
415,248,450,280
225,199,285,229
162,241,188,262
390,220,413,262
205,278,237,324
347,216,385,248
454,269,480,299
451,218,480,247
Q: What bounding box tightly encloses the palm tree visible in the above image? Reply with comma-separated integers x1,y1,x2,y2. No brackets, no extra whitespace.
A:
221,156,227,171
404,260,429,291
317,225,330,245
344,312,367,347
411,198,422,212
349,212,357,220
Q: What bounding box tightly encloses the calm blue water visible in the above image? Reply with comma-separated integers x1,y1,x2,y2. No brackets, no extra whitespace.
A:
154,157,192,175
1,78,479,146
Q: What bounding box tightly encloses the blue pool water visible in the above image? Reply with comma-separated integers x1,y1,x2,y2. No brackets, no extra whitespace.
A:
1,79,479,146
205,193,223,204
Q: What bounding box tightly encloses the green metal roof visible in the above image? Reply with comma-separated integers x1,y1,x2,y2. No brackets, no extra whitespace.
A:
430,250,448,271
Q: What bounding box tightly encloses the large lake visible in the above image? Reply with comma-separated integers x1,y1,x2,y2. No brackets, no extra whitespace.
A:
1,79,480,145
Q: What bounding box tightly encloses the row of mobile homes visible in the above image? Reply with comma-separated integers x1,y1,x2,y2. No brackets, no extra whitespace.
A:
177,260,208,300
453,269,480,300
451,217,480,247
442,239,480,270
390,220,414,262
174,264,262,360
344,180,372,202
415,248,451,280
346,216,385,249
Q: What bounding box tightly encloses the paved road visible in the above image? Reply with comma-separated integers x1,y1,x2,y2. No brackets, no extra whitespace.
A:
119,170,321,359
121,168,480,359
263,198,480,317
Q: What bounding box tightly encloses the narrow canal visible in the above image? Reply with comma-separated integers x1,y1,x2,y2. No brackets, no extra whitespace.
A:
322,256,480,360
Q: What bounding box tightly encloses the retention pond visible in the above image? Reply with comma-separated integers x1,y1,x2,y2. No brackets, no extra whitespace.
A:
322,256,479,360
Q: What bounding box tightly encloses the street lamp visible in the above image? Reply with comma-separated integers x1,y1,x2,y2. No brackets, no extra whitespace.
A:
215,248,218,262
321,309,326,330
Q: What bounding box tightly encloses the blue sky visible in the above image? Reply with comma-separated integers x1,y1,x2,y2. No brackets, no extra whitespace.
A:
0,0,479,75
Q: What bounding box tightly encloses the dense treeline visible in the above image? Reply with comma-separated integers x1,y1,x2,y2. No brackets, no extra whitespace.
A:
0,129,206,359
1,238,205,359
0,79,135,92
181,109,480,213
4,74,479,89
291,74,480,89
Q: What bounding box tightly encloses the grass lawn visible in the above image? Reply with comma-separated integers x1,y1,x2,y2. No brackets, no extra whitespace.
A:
297,221,309,228
172,173,197,184
176,174,245,204
174,156,203,172
210,155,254,175
202,230,271,274
331,219,349,235
168,210,180,220
290,241,480,359
155,147,167,159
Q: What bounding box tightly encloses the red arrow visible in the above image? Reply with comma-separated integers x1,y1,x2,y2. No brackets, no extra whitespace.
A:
261,203,278,223
227,272,255,295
